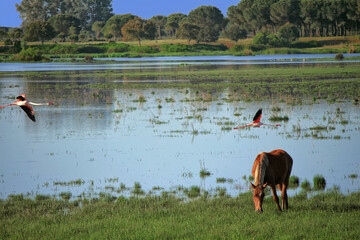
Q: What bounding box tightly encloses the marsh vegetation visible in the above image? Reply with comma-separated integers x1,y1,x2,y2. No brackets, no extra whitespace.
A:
0,58,359,239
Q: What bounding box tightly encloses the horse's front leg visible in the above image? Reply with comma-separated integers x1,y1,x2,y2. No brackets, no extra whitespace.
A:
270,185,281,211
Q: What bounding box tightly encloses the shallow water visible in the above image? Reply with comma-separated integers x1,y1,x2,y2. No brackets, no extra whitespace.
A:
1,54,360,72
0,60,360,199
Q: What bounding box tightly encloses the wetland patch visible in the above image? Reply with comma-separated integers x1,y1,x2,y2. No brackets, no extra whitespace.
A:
0,61,360,199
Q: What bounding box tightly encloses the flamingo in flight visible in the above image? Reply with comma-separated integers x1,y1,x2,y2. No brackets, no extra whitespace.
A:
0,94,53,122
233,108,280,129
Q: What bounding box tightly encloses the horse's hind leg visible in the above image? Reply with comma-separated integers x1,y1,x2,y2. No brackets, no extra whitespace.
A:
270,185,281,211
281,184,288,210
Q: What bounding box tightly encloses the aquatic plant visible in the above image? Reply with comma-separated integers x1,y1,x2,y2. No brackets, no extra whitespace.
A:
200,169,211,178
271,106,282,112
289,175,300,188
269,115,289,122
216,178,227,183
310,125,328,131
335,53,344,60
59,192,72,201
216,187,228,198
53,179,85,186
301,179,312,191
132,182,145,196
184,186,201,198
133,95,146,103
313,175,326,190
348,174,358,179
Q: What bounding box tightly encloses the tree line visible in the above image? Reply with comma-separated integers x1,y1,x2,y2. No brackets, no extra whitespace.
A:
1,0,359,47
228,0,360,38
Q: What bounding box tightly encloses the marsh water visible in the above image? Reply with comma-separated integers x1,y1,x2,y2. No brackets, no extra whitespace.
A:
0,55,360,199
1,53,360,72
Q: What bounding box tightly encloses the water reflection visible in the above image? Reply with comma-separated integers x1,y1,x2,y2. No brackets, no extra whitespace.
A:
0,74,360,199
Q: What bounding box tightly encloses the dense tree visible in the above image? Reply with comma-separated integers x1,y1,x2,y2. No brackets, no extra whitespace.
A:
24,20,56,44
9,28,24,41
121,17,156,47
228,0,359,37
278,24,299,42
177,21,200,44
69,34,79,44
224,23,247,43
150,15,168,40
92,21,105,40
0,28,9,41
16,0,60,24
86,0,113,28
270,0,301,29
48,14,80,37
187,6,224,42
165,13,187,40
58,0,113,30
102,14,136,41
16,0,112,30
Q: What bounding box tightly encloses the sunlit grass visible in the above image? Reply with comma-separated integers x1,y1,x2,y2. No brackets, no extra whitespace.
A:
1,190,359,239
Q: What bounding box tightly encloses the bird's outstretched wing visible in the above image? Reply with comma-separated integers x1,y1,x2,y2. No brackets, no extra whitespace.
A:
253,108,262,123
16,95,26,101
20,105,36,122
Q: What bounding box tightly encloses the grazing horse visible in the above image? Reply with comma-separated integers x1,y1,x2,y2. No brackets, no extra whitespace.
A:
250,149,293,213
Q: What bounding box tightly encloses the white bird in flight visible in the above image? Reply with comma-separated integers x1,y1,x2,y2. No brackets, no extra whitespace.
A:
0,94,53,122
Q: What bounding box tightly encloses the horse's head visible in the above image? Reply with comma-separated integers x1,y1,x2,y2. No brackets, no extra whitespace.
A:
251,182,268,213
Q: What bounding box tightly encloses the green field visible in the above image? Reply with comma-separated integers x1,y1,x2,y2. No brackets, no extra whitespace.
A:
1,190,359,239
1,36,360,61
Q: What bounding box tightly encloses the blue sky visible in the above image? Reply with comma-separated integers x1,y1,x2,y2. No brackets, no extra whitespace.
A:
0,0,240,28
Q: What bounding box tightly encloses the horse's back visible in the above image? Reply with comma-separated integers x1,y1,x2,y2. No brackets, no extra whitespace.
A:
266,149,293,183
268,149,293,167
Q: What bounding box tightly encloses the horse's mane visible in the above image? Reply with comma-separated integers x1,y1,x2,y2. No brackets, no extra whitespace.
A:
254,152,269,186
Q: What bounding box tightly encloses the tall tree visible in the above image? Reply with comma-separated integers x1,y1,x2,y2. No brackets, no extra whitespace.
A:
102,14,136,41
92,21,104,40
48,14,80,36
24,20,56,44
177,20,200,44
227,0,256,35
150,15,167,40
16,0,112,30
300,0,323,37
270,0,301,28
59,0,113,30
9,28,24,41
121,17,156,47
187,5,224,42
16,0,60,24
345,0,360,35
165,13,187,40
224,23,247,43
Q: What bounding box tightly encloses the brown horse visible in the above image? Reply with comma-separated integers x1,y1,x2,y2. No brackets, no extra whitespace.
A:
250,149,293,213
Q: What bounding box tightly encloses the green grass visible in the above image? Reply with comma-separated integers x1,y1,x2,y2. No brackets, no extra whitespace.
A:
1,190,359,239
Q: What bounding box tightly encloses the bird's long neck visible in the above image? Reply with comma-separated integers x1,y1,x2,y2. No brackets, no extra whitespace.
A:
0,103,15,108
28,101,50,106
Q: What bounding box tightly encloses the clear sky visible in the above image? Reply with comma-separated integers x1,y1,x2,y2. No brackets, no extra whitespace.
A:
0,0,240,28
